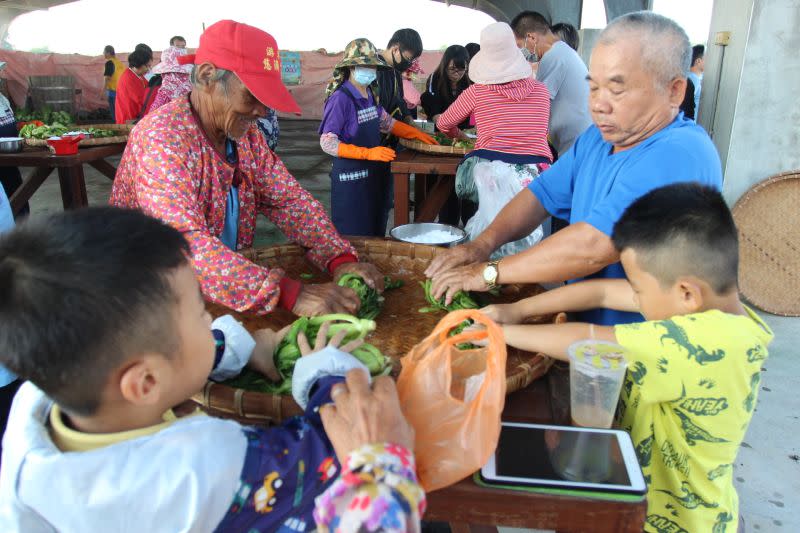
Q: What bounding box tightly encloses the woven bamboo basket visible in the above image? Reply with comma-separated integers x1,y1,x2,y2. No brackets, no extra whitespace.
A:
193,238,562,424
732,171,800,316
399,137,473,156
24,123,131,147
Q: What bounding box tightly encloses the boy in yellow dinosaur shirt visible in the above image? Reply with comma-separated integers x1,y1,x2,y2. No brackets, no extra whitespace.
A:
480,183,772,533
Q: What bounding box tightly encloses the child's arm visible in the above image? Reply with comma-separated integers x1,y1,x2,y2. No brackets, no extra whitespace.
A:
483,279,639,324
208,317,286,382
501,322,618,361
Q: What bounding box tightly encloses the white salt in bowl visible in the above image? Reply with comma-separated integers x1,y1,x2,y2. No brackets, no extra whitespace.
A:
390,223,467,247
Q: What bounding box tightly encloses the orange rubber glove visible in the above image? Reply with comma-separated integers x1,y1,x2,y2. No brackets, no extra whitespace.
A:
337,143,396,162
391,120,439,145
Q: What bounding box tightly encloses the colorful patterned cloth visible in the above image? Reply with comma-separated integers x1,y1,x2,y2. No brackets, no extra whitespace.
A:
614,307,773,533
148,72,193,113
111,95,356,314
314,443,426,533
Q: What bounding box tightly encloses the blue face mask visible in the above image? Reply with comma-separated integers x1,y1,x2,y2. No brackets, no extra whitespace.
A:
352,66,377,86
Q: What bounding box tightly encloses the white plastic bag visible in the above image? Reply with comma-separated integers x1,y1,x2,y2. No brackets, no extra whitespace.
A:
464,160,543,259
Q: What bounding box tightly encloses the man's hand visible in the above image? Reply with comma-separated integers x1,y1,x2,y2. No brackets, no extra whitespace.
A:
425,241,490,279
479,303,525,325
247,326,290,382
321,370,415,461
333,262,385,293
293,283,361,316
430,261,490,305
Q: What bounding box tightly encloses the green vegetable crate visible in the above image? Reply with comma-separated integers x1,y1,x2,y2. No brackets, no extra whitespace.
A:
193,238,563,424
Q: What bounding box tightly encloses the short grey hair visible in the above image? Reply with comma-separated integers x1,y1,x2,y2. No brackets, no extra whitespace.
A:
190,65,234,93
598,11,691,89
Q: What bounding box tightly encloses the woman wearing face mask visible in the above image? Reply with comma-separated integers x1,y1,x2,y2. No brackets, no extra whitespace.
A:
320,38,436,237
114,48,157,124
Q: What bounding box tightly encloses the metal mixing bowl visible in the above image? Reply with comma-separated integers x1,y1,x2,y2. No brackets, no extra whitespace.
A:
0,137,24,153
390,223,467,247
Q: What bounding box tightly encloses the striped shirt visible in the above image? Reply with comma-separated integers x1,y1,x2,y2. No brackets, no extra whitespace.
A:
437,78,552,160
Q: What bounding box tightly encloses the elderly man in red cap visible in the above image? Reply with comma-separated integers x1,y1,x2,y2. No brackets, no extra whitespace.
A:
111,20,383,317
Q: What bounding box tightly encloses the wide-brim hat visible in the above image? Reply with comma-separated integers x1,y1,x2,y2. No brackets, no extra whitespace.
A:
334,38,391,70
178,19,301,114
469,22,533,85
152,46,193,75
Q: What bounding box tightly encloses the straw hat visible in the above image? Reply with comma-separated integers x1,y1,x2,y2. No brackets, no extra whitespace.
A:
468,22,532,85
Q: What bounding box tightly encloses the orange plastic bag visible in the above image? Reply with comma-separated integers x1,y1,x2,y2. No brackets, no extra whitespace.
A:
397,309,507,492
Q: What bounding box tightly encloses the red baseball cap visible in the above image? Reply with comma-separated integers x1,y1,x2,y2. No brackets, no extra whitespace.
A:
178,20,301,114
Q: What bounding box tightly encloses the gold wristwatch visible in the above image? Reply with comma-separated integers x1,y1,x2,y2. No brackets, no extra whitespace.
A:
482,259,501,290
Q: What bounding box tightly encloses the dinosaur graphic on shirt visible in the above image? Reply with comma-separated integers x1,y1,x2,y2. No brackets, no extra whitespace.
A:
746,344,767,363
707,463,732,481
657,481,719,510
673,409,730,446
742,371,761,413
659,321,725,365
712,512,735,533
635,431,654,468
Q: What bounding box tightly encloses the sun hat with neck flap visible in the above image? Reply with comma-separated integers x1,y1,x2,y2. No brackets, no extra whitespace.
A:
178,19,301,114
468,22,533,85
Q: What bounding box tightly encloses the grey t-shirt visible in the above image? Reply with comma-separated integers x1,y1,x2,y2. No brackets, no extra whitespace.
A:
537,41,592,155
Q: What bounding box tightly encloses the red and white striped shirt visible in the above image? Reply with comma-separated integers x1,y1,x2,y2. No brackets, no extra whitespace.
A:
437,78,552,160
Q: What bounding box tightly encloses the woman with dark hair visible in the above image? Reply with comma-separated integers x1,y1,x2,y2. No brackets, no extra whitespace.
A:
421,45,475,226
421,45,471,129
115,48,158,124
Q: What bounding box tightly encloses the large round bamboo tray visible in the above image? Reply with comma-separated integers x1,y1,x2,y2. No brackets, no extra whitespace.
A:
24,123,131,147
194,238,562,424
399,137,473,156
732,171,800,316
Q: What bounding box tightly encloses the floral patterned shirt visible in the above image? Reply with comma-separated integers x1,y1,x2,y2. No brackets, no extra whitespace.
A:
314,443,426,533
111,95,356,314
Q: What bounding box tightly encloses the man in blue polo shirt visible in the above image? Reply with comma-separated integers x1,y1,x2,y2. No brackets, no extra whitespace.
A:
426,11,722,326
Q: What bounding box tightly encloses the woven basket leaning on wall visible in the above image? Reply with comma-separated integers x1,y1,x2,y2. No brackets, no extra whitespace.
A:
732,170,800,316
193,238,564,424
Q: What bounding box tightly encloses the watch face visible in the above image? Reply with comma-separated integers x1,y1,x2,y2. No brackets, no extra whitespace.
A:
484,264,498,284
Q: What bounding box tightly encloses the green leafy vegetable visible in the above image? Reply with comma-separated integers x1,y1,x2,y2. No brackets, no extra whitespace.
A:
222,313,388,394
337,273,383,320
336,274,403,320
384,276,405,290
15,107,73,126
418,279,479,313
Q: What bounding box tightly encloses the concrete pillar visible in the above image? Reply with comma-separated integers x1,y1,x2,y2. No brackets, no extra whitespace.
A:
577,28,602,66
700,0,800,204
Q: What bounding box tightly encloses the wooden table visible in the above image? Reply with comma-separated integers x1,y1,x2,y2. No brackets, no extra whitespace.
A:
428,364,647,533
0,143,126,216
391,150,463,226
